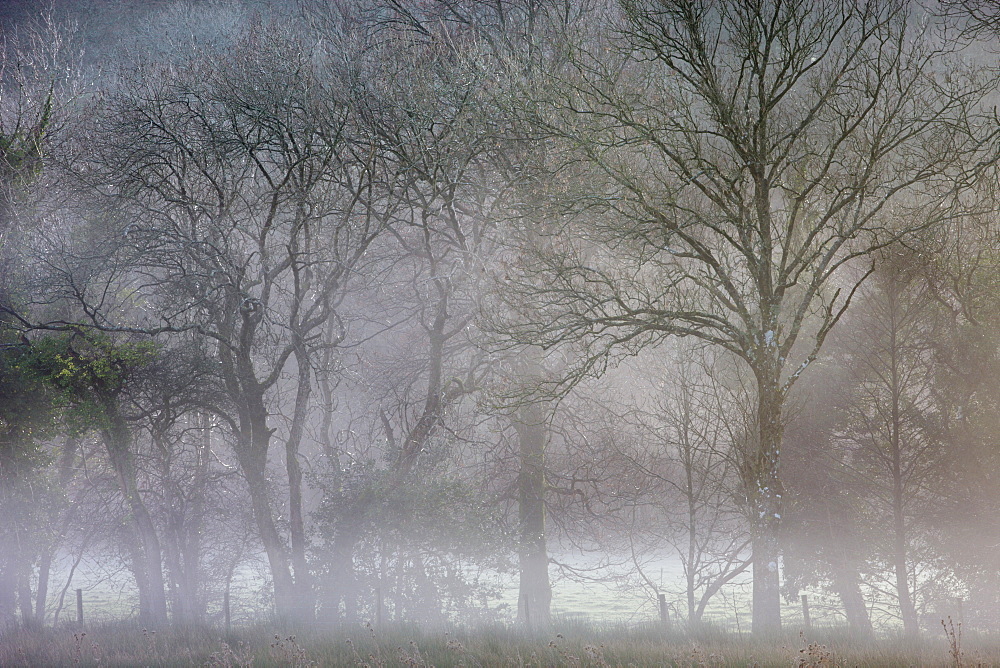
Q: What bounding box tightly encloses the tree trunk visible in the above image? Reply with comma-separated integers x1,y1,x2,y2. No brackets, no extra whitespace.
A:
750,528,781,634
102,408,168,625
749,374,783,634
514,401,551,629
220,299,300,620
0,565,14,630
16,565,33,628
233,422,297,619
35,551,51,626
121,523,152,621
0,471,18,626
156,432,190,625
162,507,186,622
683,419,699,630
34,437,79,626
181,413,213,622
285,345,313,621
326,529,360,623
830,560,873,637
887,308,918,638
893,526,918,636
686,566,697,631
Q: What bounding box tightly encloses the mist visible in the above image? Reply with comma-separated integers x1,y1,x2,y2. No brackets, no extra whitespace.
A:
2,1,1000,665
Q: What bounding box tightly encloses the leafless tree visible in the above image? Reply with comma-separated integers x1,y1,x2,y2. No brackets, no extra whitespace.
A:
302,2,512,621
50,18,386,619
489,0,1000,630
0,9,87,629
832,252,958,635
615,346,752,629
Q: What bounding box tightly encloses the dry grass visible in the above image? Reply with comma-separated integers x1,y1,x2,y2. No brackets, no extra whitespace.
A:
1,619,998,666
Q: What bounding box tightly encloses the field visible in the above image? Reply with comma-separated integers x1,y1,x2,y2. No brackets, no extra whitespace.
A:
20,562,979,666
0,620,994,667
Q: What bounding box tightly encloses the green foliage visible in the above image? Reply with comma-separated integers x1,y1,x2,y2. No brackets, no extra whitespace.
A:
0,326,62,475
14,331,158,434
0,351,55,466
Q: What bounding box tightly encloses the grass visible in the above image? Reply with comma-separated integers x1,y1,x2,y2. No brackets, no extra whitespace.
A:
1,619,998,666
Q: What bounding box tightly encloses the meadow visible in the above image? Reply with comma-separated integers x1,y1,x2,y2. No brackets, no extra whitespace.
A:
0,619,994,667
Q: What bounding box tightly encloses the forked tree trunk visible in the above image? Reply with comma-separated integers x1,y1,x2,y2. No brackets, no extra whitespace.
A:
221,300,301,620
34,437,80,625
102,407,168,625
232,421,297,619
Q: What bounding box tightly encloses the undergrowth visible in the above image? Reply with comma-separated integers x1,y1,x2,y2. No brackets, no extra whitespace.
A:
0,618,996,666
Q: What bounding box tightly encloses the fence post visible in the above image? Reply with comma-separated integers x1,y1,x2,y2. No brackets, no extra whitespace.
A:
376,587,383,628
76,588,83,627
223,591,231,635
658,593,671,630
801,594,811,629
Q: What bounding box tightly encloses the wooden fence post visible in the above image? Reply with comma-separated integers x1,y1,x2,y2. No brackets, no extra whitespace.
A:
223,591,231,635
801,594,811,629
658,593,671,630
76,588,83,627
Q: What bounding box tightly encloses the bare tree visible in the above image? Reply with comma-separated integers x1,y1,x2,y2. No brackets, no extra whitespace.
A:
833,252,953,636
50,18,385,619
304,2,508,621
490,0,999,631
0,11,94,628
911,205,1000,629
618,347,752,630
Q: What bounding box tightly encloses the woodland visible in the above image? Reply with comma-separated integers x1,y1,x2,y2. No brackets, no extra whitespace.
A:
3,0,1000,647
